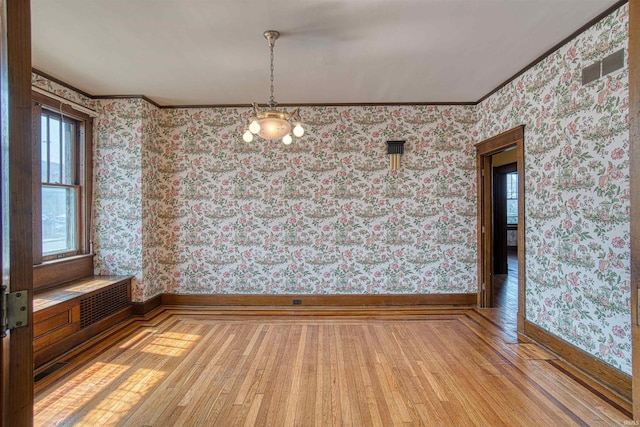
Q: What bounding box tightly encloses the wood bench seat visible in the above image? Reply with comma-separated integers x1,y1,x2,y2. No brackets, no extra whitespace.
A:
33,275,133,370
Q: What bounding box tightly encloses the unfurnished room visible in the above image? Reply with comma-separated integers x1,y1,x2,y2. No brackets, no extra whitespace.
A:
1,0,640,425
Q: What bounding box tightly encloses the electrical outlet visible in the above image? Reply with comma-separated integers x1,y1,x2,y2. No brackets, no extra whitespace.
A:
293,299,302,305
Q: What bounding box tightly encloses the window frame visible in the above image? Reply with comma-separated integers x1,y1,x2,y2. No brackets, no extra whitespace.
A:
39,109,81,259
32,91,93,270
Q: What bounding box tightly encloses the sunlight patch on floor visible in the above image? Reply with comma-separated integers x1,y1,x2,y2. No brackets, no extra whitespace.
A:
76,368,166,426
35,362,129,425
141,332,201,356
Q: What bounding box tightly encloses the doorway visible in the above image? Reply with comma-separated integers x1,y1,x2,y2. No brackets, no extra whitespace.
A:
476,126,525,334
491,161,518,330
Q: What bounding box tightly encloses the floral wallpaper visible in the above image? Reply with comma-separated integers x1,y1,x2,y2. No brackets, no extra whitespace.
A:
90,99,479,300
477,5,630,373
93,98,151,301
30,2,632,375
31,72,96,111
141,102,164,300
151,106,478,296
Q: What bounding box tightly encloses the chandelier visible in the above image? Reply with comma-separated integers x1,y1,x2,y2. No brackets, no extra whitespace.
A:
243,30,304,145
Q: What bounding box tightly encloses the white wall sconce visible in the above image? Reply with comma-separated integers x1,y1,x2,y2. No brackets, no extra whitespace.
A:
386,140,405,170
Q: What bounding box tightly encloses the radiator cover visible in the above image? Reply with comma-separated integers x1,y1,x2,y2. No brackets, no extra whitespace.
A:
80,282,130,329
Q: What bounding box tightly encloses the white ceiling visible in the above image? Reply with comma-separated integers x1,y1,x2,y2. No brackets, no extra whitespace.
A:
31,0,621,106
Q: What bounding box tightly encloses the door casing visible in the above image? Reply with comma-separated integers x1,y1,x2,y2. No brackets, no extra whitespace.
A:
476,126,525,333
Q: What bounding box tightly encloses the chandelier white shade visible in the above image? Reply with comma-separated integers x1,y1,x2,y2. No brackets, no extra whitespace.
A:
243,30,305,144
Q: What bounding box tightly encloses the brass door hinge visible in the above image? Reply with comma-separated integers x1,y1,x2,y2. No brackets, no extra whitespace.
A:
1,289,28,338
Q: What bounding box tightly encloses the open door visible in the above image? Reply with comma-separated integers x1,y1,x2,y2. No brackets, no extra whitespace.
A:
476,126,525,333
1,1,33,425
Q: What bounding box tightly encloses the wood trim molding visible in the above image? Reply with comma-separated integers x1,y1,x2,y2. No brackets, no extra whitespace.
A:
132,294,162,315
522,320,632,402
160,293,477,307
4,0,35,424
156,101,478,109
32,68,94,99
628,0,639,418
92,94,162,109
33,254,94,291
32,91,93,121
474,125,524,154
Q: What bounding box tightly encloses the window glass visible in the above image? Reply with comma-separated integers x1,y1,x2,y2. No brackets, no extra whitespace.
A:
40,115,49,182
41,113,75,184
42,185,78,256
506,172,518,224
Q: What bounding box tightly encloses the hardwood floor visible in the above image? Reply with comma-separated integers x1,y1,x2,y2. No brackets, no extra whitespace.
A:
33,306,632,426
491,249,519,333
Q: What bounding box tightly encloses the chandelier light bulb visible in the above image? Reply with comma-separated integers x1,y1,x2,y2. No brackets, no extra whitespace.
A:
249,120,260,134
293,123,304,137
243,130,254,142
282,134,293,145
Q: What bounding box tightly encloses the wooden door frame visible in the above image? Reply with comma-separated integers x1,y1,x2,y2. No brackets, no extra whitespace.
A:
476,126,525,333
1,0,33,426
629,0,639,419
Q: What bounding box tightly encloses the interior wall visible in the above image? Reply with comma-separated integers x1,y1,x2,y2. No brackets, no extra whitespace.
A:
152,106,478,296
92,98,160,301
477,4,631,373
30,76,480,301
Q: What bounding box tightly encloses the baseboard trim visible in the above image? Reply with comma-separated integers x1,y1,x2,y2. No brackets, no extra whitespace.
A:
522,320,631,402
132,294,162,315
160,293,477,307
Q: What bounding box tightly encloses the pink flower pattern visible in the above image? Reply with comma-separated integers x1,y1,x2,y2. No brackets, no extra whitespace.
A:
477,5,630,372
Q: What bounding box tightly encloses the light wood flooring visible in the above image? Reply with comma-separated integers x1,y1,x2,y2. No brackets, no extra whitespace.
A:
34,307,632,426
490,249,519,341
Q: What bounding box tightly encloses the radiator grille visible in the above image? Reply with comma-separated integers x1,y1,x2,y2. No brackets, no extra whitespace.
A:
80,282,130,329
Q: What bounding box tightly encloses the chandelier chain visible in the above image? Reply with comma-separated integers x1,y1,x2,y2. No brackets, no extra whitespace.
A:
269,42,275,107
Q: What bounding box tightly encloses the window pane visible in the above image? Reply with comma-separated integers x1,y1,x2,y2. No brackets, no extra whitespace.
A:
41,115,49,182
41,114,74,185
506,199,518,225
48,117,61,183
506,173,518,199
42,185,77,256
61,121,74,184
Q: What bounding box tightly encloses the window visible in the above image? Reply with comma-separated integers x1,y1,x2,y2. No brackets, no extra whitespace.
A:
41,111,79,256
33,92,93,264
506,172,518,224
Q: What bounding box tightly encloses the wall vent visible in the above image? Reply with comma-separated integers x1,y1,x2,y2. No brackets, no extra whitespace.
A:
582,48,625,86
581,61,601,85
602,48,624,76
80,282,130,329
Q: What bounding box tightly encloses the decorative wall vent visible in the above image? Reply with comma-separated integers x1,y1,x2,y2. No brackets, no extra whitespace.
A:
581,62,600,85
602,48,624,76
582,48,625,85
80,282,130,329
